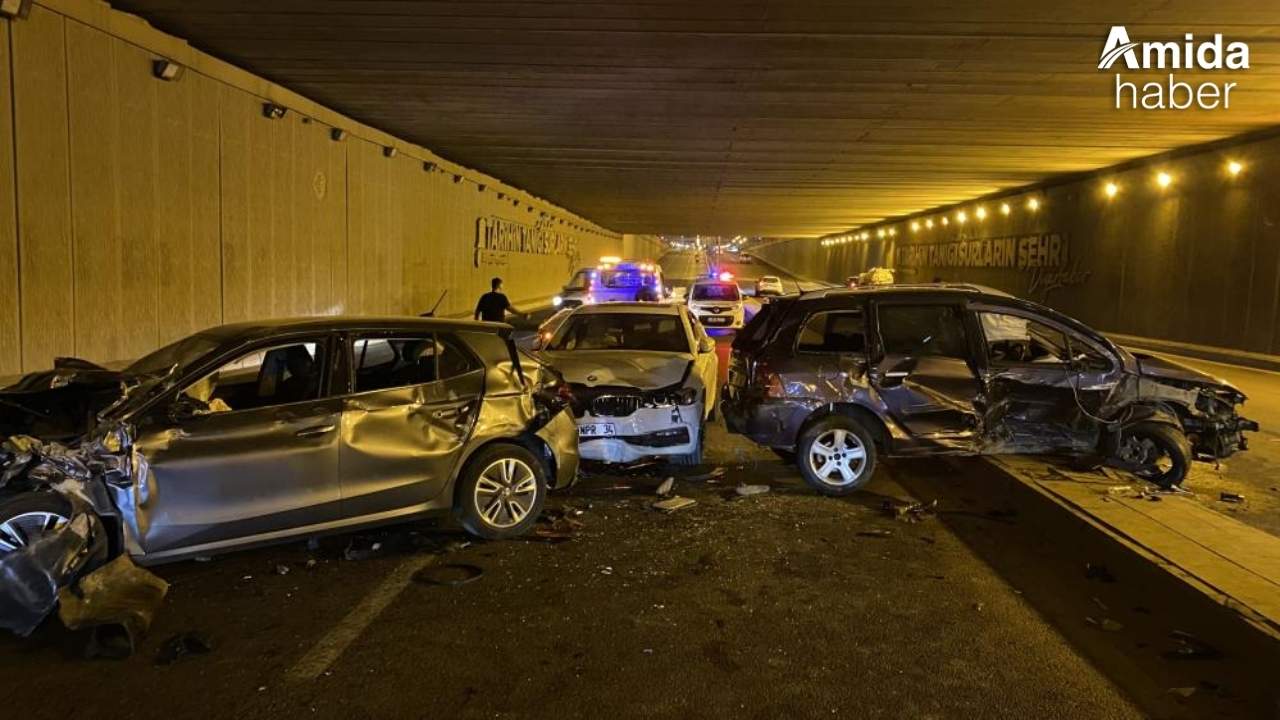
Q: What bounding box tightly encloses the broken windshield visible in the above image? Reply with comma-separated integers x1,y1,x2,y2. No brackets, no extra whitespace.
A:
125,333,224,378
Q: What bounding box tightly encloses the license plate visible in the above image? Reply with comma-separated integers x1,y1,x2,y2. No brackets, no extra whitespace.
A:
702,316,731,326
578,423,616,438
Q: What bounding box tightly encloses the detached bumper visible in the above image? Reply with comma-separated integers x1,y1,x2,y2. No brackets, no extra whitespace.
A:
1186,414,1260,461
576,405,701,463
537,408,581,488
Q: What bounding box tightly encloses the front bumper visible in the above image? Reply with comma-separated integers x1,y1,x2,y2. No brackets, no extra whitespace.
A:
576,404,701,463
695,312,744,330
537,407,582,488
1186,414,1259,460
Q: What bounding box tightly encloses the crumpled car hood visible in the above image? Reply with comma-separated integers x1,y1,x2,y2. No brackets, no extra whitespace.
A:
537,351,695,389
1133,353,1240,394
0,358,133,441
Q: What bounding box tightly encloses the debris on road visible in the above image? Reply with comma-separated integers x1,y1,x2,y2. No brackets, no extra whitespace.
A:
686,467,726,482
275,564,291,576
856,529,893,538
734,483,770,497
156,632,213,665
655,477,675,497
881,499,937,523
1084,563,1116,583
58,554,169,658
413,563,484,587
1085,616,1124,632
652,496,697,513
1218,492,1245,503
342,539,384,561
1163,630,1221,661
1168,687,1197,699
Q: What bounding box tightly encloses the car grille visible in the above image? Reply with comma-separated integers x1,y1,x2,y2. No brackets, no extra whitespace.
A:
590,394,642,417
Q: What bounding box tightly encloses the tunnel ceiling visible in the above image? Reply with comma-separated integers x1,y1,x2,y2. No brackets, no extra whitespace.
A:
111,1,1280,237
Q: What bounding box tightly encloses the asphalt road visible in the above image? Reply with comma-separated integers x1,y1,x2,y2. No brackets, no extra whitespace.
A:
1,252,1268,719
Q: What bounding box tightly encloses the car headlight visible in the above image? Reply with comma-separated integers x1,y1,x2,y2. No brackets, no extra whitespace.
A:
552,295,563,307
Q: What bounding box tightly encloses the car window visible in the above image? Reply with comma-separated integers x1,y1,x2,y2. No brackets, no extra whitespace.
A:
548,313,689,352
352,335,480,392
692,283,740,301
877,304,970,359
797,310,866,354
182,341,326,413
978,313,1069,365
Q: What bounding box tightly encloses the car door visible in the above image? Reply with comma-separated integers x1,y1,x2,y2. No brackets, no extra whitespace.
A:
870,302,983,444
131,336,343,558
338,332,484,519
793,307,869,398
973,308,1116,453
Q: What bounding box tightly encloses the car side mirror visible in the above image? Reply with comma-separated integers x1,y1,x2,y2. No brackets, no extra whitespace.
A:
698,337,716,354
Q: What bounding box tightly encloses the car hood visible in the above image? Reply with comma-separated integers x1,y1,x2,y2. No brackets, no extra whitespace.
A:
0,358,141,440
1133,353,1240,394
537,351,695,390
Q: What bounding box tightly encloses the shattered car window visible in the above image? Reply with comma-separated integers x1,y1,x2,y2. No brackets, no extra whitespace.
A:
184,341,325,412
878,304,969,359
978,313,1069,364
548,314,689,353
797,311,866,354
125,333,223,377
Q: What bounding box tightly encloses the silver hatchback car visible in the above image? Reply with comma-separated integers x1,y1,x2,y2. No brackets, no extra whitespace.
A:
0,317,579,569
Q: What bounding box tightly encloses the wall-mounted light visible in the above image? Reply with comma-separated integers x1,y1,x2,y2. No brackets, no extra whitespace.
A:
423,161,437,172
330,128,348,142
1226,160,1243,177
0,0,33,19
925,218,934,229
382,146,397,158
262,102,288,120
888,228,897,237
1000,202,1010,216
1027,197,1040,211
1104,182,1119,198
910,221,920,232
975,206,986,221
1155,172,1172,189
151,59,183,82
941,217,950,226
956,210,968,224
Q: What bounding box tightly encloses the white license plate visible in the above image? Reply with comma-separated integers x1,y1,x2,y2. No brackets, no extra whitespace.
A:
578,423,617,438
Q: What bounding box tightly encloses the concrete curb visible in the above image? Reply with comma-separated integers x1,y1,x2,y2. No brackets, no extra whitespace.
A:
1106,332,1280,374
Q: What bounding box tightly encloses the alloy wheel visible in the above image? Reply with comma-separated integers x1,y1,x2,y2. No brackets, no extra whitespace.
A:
473,457,539,529
0,511,69,553
807,428,867,486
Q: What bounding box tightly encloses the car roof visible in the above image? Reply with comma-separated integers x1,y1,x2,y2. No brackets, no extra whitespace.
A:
567,302,682,316
802,283,1014,301
196,315,510,343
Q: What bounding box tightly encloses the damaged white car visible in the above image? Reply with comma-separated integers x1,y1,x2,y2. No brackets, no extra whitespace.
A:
538,304,719,465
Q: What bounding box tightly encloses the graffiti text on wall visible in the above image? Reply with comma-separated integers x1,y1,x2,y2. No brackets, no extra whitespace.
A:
895,233,1070,271
475,216,579,269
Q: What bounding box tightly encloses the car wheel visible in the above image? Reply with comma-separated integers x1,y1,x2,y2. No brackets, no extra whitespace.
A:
1117,422,1191,489
0,492,73,555
672,424,704,466
797,416,877,496
455,444,547,540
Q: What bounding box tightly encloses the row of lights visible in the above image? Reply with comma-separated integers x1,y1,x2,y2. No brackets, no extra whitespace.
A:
822,159,1246,249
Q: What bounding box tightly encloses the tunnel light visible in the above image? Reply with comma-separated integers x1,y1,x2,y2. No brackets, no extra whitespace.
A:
941,217,950,226
383,146,398,158
925,218,934,229
975,206,986,221
330,128,349,142
876,229,885,238
262,103,288,120
888,228,897,237
1156,172,1172,188
1000,202,1011,216
910,221,920,232
1027,197,1040,211
1227,160,1244,177
151,59,184,82
956,211,967,224
1104,182,1119,198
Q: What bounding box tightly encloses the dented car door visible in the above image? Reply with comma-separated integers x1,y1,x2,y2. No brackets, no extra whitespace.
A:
339,334,483,519
130,337,343,559
870,302,983,445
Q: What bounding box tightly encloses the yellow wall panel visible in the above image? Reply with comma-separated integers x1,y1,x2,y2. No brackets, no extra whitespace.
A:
0,26,21,375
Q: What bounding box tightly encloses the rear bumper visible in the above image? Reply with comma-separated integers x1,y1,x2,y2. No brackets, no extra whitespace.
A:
721,389,811,449
537,408,581,488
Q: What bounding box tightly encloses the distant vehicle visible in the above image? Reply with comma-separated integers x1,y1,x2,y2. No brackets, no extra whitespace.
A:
687,274,745,330
538,303,719,465
722,285,1257,495
755,275,784,296
0,317,580,575
592,258,669,304
553,267,596,309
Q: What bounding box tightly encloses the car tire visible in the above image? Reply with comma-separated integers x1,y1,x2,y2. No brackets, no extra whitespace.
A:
672,424,704,467
1119,422,1192,489
455,444,548,540
797,416,877,496
0,492,74,555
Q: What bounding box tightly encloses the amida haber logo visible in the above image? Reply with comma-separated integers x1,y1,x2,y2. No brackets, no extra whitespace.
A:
1100,25,1249,110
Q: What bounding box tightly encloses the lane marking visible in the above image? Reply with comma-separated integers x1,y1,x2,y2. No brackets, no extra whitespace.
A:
287,554,438,682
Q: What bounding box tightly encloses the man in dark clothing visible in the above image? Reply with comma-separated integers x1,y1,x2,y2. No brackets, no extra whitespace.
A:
474,277,526,323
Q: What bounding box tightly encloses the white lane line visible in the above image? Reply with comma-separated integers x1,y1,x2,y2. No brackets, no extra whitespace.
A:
287,554,437,682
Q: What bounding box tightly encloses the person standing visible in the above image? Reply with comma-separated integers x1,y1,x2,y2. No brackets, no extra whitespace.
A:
474,277,527,323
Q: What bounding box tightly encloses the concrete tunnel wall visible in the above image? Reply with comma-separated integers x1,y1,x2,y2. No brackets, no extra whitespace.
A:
755,129,1280,358
0,0,661,375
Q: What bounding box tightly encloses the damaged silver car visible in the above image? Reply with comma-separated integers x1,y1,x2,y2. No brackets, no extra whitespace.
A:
537,303,719,465
723,285,1258,495
0,317,578,587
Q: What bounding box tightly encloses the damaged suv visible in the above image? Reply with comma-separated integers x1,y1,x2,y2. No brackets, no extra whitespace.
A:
537,303,719,465
723,285,1257,495
0,317,579,574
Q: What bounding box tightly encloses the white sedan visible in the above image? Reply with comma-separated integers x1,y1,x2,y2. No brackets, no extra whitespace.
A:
536,303,719,465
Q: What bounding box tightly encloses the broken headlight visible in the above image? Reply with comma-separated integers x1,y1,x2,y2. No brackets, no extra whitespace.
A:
648,386,698,407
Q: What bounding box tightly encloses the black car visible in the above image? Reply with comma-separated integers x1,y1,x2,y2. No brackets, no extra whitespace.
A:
0,317,579,570
722,285,1257,495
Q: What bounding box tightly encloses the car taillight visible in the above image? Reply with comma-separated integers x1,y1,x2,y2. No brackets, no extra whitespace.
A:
756,360,785,398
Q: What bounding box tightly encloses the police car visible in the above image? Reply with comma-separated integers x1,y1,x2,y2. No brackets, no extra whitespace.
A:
687,271,745,330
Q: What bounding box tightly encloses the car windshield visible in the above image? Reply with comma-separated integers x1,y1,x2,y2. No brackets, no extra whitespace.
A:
125,332,224,377
565,270,591,291
547,313,688,352
692,283,740,301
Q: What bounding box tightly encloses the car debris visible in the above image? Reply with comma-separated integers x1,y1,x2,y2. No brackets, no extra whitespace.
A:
881,499,937,523
656,477,676,497
156,632,213,665
856,529,893,538
58,554,169,658
1218,491,1245,503
1085,616,1124,632
652,496,697,513
687,467,727,482
1163,630,1221,661
734,483,770,497
412,563,484,587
